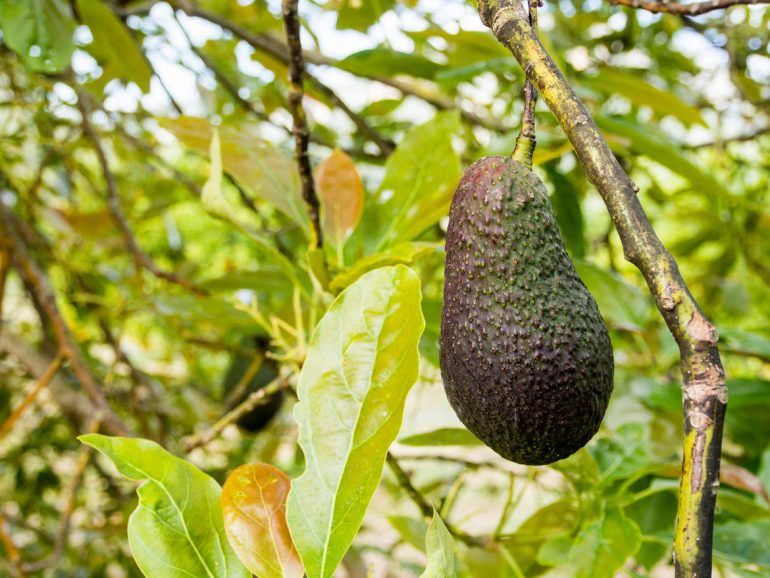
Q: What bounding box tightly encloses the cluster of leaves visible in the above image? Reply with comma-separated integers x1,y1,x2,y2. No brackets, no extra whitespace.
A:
0,0,769,577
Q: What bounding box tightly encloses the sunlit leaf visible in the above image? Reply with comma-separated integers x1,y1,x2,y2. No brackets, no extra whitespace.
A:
336,0,395,31
583,67,706,127
597,115,729,197
222,463,304,578
360,111,461,253
0,0,75,73
421,511,460,578
314,149,364,252
331,242,442,291
159,116,308,231
569,510,641,578
286,265,425,578
338,49,441,79
388,516,429,552
399,428,483,447
79,434,249,578
77,0,152,92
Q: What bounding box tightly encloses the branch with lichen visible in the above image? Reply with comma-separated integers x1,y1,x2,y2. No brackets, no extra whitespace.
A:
609,0,768,15
281,0,324,248
476,1,727,577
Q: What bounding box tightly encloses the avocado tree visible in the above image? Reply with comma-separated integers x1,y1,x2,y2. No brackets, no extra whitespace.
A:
1,1,769,577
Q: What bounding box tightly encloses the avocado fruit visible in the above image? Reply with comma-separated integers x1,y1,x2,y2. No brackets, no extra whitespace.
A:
440,156,613,465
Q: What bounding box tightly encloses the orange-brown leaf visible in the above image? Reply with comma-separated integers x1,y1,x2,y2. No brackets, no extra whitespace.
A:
314,149,364,247
222,463,303,578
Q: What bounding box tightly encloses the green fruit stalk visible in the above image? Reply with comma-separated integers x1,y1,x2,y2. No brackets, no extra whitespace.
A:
440,156,613,465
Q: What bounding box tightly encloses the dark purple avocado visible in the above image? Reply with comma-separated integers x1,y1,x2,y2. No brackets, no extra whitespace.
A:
440,156,614,465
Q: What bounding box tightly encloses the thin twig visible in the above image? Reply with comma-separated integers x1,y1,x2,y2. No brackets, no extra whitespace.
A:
74,89,206,295
0,513,23,577
385,453,484,547
512,0,540,167
0,354,63,440
609,0,768,15
133,3,508,134
0,204,130,436
281,0,323,248
21,421,98,574
477,3,727,576
183,376,289,451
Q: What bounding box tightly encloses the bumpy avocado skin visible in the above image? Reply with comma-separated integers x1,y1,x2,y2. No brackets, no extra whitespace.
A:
440,156,613,465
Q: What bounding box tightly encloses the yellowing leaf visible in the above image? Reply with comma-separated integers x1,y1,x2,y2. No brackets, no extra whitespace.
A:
314,149,364,250
287,265,425,578
159,117,308,232
222,464,304,578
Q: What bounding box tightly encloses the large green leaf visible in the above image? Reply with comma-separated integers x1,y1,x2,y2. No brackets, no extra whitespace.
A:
583,67,706,127
574,261,652,331
331,242,442,291
361,112,461,253
714,520,770,567
159,117,308,232
568,510,641,578
0,0,75,73
77,0,152,92
286,265,425,578
399,428,483,447
421,511,460,578
336,0,396,31
719,327,770,362
338,49,441,79
79,434,249,578
597,116,729,197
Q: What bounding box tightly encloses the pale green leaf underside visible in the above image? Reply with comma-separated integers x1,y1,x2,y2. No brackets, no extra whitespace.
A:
287,265,425,578
79,434,249,578
421,511,460,578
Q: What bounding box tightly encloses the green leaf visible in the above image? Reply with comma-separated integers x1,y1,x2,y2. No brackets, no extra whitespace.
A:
536,536,572,567
160,117,308,232
388,515,429,552
399,428,483,447
0,0,75,73
286,265,425,578
421,511,460,578
79,434,249,578
331,242,442,291
714,519,770,567
596,116,729,197
759,447,770,501
582,67,706,127
590,423,653,483
76,0,152,92
361,111,461,253
338,49,441,79
574,261,652,331
568,510,641,578
719,327,770,362
545,164,585,258
336,0,396,31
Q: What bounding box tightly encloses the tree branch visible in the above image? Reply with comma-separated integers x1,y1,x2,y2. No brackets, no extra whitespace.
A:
0,354,63,440
609,0,768,15
75,90,206,295
127,3,508,133
182,376,289,451
477,2,726,577
282,0,323,248
0,206,130,436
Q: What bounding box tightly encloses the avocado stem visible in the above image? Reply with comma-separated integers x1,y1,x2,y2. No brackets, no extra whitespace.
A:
511,0,540,169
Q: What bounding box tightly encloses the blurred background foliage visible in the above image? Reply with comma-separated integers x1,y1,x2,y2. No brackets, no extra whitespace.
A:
0,0,769,576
